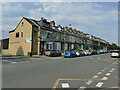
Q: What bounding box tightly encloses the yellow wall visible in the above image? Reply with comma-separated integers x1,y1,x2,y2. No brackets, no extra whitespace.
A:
8,18,32,56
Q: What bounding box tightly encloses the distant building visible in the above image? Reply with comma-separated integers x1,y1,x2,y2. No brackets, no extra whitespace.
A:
0,38,9,54
2,17,110,56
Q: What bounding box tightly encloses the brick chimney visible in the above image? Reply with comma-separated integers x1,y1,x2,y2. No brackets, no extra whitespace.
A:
63,26,68,31
41,17,47,22
68,27,72,31
50,21,55,26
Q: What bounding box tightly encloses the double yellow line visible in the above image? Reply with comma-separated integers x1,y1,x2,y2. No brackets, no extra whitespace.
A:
52,78,102,90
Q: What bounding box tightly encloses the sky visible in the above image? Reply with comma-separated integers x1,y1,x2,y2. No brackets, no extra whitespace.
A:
0,1,118,45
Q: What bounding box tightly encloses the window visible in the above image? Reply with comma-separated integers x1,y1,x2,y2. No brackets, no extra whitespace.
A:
16,32,19,38
21,32,23,37
22,22,24,26
34,31,37,36
42,22,50,28
50,44,53,49
56,34,59,40
46,32,52,39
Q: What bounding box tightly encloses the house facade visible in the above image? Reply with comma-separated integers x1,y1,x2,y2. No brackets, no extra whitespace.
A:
3,17,110,56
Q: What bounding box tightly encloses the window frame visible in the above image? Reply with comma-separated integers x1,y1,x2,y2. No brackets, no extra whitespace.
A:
16,32,19,38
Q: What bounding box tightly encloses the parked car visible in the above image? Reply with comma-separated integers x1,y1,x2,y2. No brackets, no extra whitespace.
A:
56,50,61,56
97,50,101,54
75,51,81,57
83,50,88,56
89,50,97,55
111,50,120,58
64,51,76,58
79,51,85,56
85,50,91,55
45,50,61,56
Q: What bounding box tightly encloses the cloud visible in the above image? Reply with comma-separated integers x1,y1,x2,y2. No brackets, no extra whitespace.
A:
2,3,28,17
2,2,118,44
28,2,118,44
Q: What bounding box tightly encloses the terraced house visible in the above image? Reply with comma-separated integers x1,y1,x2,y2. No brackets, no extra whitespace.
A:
2,17,110,56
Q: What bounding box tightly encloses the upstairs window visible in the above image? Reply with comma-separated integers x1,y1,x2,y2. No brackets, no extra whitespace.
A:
34,31,37,36
22,22,24,26
21,32,23,37
46,32,52,39
16,32,19,38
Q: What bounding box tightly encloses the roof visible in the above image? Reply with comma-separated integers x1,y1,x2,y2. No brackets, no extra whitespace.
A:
9,17,38,33
23,17,38,27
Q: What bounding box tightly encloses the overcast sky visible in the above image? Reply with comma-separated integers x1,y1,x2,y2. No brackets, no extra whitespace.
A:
1,2,118,45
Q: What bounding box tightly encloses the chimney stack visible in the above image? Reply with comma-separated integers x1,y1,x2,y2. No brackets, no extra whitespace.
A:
41,17,47,22
68,27,72,31
50,21,55,26
64,26,68,30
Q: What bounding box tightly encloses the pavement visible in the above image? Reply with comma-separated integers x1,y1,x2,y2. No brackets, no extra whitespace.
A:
2,53,120,89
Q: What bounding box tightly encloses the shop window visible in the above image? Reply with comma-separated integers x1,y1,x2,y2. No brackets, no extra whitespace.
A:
16,32,19,38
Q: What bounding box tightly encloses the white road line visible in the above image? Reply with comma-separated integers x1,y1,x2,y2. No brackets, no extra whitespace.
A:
86,80,93,85
61,83,70,88
111,68,115,71
97,72,102,75
79,86,86,89
109,70,113,72
101,70,105,72
101,77,108,80
106,73,111,76
92,76,98,79
96,82,104,87
97,58,101,60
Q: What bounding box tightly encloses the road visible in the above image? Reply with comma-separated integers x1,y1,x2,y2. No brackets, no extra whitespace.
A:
2,53,119,89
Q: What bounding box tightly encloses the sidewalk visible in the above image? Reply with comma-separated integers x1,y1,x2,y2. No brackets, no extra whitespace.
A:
1,55,63,64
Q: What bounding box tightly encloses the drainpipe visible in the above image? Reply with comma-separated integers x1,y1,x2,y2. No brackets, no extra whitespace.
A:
37,26,41,56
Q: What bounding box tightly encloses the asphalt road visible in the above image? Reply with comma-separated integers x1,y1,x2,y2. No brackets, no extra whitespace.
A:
2,53,119,89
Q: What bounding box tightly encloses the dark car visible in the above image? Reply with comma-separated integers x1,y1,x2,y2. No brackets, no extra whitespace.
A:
56,50,61,56
79,51,85,56
45,50,60,56
89,50,97,55
64,51,76,58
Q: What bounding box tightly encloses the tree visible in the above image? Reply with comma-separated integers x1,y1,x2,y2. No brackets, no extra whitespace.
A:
111,43,120,50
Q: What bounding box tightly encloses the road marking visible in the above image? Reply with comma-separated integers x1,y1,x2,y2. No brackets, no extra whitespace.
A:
52,78,102,90
101,77,108,80
97,58,101,60
109,70,113,72
96,82,104,87
111,68,115,71
101,70,105,72
86,80,93,85
104,68,108,70
61,83,70,88
92,76,98,79
90,58,93,59
106,73,111,76
79,86,86,89
97,72,102,75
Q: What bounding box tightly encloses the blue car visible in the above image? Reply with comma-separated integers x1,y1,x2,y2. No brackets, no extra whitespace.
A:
64,51,77,58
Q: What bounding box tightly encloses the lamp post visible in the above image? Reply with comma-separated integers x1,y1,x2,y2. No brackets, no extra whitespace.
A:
64,29,65,54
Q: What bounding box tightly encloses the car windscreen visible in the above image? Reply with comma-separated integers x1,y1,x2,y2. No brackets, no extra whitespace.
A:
65,51,70,54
